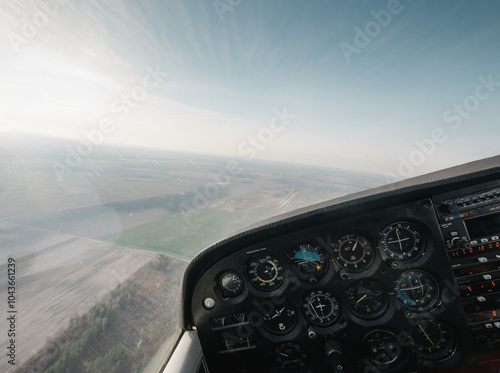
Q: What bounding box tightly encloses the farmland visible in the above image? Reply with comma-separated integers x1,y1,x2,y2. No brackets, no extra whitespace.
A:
1,134,384,372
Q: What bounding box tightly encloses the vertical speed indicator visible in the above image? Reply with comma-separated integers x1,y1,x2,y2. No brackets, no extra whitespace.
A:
347,279,389,319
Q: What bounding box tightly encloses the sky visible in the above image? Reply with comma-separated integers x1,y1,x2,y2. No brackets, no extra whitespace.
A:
1,0,499,177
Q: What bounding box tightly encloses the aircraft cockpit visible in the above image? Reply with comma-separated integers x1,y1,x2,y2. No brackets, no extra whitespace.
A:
164,156,500,373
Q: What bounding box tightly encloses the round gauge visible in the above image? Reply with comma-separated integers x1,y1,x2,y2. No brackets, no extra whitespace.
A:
409,320,454,359
274,342,309,373
219,271,244,297
288,244,328,281
394,270,439,310
302,290,341,326
333,234,374,272
347,279,389,319
380,222,426,262
263,300,298,335
247,253,285,291
363,329,402,367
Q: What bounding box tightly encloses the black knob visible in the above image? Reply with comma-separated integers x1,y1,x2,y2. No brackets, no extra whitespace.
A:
451,237,470,249
442,201,454,213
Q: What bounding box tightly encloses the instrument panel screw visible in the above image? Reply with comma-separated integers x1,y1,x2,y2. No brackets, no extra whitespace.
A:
203,297,215,309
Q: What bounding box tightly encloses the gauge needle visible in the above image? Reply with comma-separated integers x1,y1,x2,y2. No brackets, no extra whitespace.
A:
418,324,434,345
310,302,321,318
271,307,285,319
416,277,424,294
402,285,424,291
396,229,404,252
356,294,367,304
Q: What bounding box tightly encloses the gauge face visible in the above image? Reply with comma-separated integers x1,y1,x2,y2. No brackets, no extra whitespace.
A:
288,244,328,281
263,300,298,335
394,270,439,310
232,313,247,324
363,329,402,367
219,271,244,297
302,290,341,326
218,333,254,352
333,234,374,272
274,342,309,373
248,253,285,291
409,320,454,359
380,222,426,262
211,316,228,328
347,279,389,319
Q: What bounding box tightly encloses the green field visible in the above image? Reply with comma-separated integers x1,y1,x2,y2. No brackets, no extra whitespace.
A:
101,207,277,260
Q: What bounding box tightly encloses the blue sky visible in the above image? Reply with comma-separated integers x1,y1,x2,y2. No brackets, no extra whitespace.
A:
1,0,499,176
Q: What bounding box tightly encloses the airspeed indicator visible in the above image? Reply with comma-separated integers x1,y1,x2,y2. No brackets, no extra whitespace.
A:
248,253,285,291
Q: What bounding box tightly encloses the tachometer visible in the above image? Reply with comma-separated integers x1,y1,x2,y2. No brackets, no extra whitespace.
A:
332,234,374,272
380,222,426,262
247,253,285,291
288,244,328,282
394,270,439,310
347,279,389,319
274,342,309,373
302,290,341,326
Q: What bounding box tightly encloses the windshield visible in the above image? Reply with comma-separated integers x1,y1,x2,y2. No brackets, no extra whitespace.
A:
1,1,499,372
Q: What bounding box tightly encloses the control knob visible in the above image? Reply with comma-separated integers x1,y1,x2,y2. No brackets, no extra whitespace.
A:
442,201,455,213
451,237,471,249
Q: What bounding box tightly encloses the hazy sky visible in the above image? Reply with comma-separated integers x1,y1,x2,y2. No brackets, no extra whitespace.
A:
1,0,499,176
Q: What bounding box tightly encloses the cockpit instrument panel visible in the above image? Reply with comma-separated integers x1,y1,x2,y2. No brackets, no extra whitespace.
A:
181,157,500,372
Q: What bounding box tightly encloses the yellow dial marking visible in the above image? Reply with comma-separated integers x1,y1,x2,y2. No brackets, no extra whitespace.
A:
418,323,434,346
356,294,367,304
